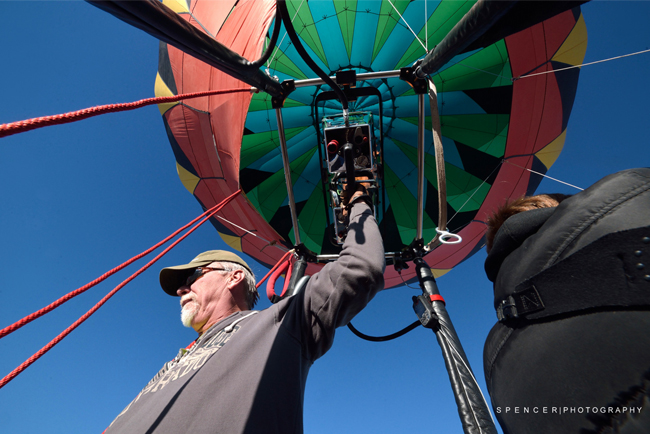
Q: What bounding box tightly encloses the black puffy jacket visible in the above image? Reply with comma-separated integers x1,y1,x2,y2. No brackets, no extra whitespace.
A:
483,168,650,434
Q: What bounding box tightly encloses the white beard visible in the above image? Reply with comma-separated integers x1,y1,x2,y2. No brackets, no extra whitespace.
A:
181,301,199,328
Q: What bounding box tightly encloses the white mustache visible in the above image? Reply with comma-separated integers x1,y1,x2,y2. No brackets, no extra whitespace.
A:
181,295,197,308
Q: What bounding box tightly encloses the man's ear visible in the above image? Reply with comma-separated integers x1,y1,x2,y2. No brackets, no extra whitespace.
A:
227,269,245,290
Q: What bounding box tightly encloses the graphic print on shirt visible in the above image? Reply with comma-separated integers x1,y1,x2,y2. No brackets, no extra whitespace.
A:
109,324,241,425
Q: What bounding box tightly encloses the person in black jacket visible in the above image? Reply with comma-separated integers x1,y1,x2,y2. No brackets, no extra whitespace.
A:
483,168,650,434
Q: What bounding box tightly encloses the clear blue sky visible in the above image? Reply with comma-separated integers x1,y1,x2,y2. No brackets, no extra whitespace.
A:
0,1,649,433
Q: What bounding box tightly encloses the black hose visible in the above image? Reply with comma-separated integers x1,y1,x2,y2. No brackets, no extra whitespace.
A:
277,0,348,111
347,320,421,342
87,0,283,96
251,4,282,68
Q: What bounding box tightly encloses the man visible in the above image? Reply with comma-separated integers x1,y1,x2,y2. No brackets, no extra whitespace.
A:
104,190,384,433
483,168,650,433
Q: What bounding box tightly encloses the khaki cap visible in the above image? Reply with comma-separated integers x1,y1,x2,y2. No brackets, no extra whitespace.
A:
159,250,252,296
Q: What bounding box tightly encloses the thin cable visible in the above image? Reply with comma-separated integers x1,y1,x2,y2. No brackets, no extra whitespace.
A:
0,190,242,390
447,162,502,226
387,0,427,52
266,0,306,70
0,88,252,139
215,215,289,252
456,61,510,80
505,160,584,191
516,48,650,80
431,39,650,89
439,326,496,426
439,330,488,433
397,270,423,290
277,0,348,111
425,0,428,51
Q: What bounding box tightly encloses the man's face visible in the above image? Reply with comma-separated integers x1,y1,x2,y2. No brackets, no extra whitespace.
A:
177,263,231,333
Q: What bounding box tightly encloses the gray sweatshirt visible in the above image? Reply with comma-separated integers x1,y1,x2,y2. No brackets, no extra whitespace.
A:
105,202,385,433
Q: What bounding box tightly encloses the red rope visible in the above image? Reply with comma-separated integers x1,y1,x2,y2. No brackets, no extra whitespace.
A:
281,258,295,297
266,259,291,302
0,191,240,340
0,190,241,390
0,88,252,138
256,250,293,289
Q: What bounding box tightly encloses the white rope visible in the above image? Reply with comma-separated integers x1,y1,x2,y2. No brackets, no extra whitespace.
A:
266,0,307,70
425,0,428,51
517,48,650,80
504,160,584,191
455,62,510,80
446,187,483,225
215,215,291,252
387,0,427,52
447,163,502,226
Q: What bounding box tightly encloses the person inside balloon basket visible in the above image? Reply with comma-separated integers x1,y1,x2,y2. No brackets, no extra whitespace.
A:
103,182,384,434
483,168,650,434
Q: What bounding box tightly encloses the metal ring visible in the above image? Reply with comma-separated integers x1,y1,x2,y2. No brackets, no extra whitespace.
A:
436,228,462,244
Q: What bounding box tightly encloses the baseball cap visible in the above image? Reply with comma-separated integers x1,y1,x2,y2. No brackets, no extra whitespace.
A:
159,250,252,296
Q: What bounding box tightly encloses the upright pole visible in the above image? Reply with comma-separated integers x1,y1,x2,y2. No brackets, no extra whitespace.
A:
274,107,301,245
416,93,426,241
413,257,498,434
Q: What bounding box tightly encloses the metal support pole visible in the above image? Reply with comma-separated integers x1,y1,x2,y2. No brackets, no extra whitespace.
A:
416,93,426,241
316,252,401,262
413,257,498,434
274,107,301,245
292,69,402,89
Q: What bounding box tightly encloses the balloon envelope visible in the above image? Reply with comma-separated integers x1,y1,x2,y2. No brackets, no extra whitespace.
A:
156,0,587,288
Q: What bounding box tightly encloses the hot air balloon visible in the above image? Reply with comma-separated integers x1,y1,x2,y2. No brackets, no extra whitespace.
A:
1,1,604,432
146,4,588,429
152,0,587,289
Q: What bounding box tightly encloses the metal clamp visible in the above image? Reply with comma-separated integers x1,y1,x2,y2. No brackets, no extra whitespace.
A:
413,294,440,329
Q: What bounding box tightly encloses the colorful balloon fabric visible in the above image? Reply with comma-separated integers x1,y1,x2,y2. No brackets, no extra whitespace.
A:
155,0,587,288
